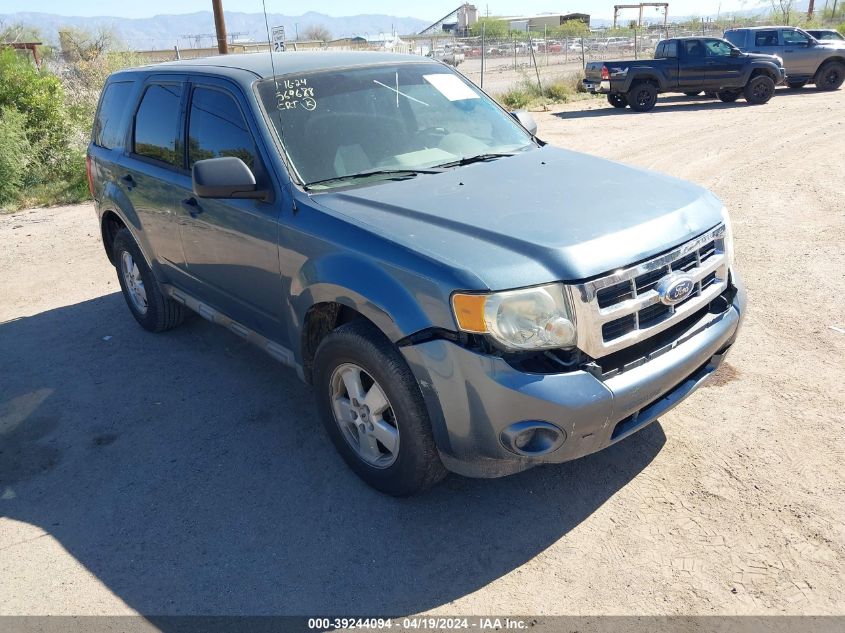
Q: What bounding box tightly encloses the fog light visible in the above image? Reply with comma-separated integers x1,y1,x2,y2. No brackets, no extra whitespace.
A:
501,421,566,456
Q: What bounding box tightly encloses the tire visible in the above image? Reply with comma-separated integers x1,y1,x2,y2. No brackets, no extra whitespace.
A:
627,81,658,112
815,61,845,91
313,320,447,496
717,90,741,103
787,81,807,90
743,74,775,104
113,228,185,332
684,91,702,96
607,93,628,108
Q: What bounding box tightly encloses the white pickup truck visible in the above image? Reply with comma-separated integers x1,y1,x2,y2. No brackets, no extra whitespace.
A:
427,47,465,67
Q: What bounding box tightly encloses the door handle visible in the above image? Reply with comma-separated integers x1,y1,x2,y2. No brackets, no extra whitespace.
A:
181,197,203,218
784,49,794,53
121,174,136,190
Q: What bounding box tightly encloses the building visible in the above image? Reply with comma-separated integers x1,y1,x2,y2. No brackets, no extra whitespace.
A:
499,13,591,32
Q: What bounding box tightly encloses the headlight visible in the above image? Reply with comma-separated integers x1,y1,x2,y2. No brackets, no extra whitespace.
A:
721,206,735,269
452,283,576,351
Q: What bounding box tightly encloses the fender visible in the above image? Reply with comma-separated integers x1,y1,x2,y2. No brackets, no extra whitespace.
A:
621,70,665,92
97,181,156,272
292,252,453,348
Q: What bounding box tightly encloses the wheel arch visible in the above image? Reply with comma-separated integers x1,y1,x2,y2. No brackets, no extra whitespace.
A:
813,56,845,80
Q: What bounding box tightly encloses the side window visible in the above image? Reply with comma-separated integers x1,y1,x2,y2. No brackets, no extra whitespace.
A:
755,30,779,47
705,40,733,57
133,84,184,166
724,31,745,47
188,87,257,170
655,42,665,58
93,81,134,149
683,40,706,58
782,29,810,46
665,41,678,58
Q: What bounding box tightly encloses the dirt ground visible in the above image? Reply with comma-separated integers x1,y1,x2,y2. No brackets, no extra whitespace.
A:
1,87,844,620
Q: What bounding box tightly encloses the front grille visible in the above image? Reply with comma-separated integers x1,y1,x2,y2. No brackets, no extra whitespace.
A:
569,225,730,359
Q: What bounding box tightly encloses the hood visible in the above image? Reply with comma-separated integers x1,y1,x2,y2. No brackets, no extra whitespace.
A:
310,145,724,290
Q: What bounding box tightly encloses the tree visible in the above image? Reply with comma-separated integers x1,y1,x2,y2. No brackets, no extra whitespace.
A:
303,25,332,42
770,0,795,25
552,19,589,38
58,26,114,62
469,17,509,38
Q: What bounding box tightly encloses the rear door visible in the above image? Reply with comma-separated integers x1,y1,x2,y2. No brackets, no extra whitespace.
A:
678,39,709,89
703,39,746,88
117,77,188,272
172,76,285,338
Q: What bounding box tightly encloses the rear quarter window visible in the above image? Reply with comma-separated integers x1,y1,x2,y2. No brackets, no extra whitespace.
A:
93,81,134,149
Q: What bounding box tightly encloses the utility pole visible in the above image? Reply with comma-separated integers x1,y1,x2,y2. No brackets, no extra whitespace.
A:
211,0,228,54
808,0,816,19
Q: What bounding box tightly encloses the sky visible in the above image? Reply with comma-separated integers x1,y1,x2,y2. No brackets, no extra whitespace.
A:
4,0,766,21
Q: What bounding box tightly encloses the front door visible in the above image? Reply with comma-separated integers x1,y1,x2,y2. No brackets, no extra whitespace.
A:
703,39,746,88
174,79,285,338
781,29,817,77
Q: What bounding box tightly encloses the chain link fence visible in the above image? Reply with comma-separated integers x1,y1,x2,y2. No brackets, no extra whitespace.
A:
412,27,726,95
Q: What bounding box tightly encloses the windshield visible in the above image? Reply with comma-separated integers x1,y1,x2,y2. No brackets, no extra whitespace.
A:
809,30,844,41
256,62,533,189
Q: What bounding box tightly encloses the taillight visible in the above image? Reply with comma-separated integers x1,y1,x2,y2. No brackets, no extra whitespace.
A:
601,65,610,81
86,154,94,197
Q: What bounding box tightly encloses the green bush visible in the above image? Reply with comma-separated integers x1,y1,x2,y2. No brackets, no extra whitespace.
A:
0,107,31,207
839,23,845,36
0,48,90,209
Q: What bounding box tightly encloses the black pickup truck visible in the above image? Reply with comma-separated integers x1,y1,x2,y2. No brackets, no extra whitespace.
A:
583,37,786,111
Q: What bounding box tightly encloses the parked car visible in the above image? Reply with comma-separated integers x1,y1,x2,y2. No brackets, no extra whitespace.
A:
427,47,465,66
583,37,786,111
724,26,845,89
804,29,845,43
89,52,745,495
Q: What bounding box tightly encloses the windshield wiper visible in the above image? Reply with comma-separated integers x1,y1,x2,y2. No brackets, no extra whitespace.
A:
305,168,442,189
433,153,517,169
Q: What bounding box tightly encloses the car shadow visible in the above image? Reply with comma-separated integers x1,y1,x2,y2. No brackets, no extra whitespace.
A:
0,293,665,616
559,86,811,119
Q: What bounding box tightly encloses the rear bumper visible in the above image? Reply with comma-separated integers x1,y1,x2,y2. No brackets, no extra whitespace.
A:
583,79,611,94
402,275,746,478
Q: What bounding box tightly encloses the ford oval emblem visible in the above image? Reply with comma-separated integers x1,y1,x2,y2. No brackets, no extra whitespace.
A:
657,273,696,306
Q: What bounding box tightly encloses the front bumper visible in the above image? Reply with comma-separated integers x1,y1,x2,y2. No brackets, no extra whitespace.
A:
582,79,611,94
401,277,746,478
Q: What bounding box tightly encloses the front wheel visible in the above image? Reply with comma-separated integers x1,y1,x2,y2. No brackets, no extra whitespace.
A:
627,81,658,112
743,75,775,104
313,320,447,496
815,61,845,91
717,90,741,103
607,93,628,108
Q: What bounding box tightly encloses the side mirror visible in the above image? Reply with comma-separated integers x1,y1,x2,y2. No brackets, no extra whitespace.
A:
511,110,538,136
192,157,267,200
730,48,741,56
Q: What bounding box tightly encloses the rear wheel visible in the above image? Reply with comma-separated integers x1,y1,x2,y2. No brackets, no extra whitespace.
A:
717,90,741,103
627,81,658,112
607,93,628,108
743,74,775,104
787,80,807,90
313,320,447,496
815,61,845,90
113,228,185,332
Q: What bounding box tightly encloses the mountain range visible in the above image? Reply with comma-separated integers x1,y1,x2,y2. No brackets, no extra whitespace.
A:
0,11,430,50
